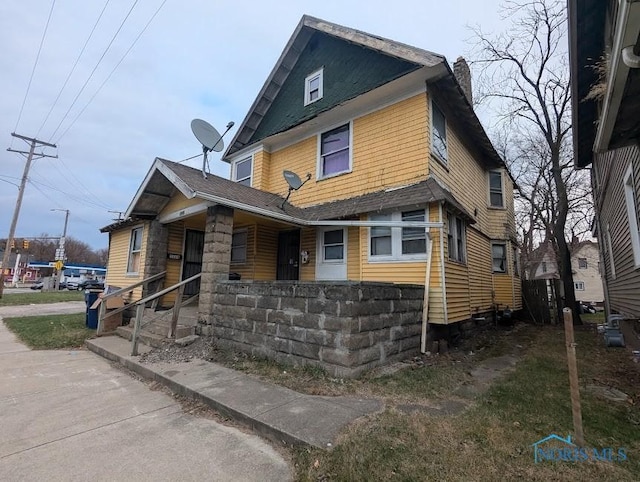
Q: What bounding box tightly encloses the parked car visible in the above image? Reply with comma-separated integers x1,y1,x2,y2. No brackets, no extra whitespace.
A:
30,280,44,290
79,279,104,291
66,280,80,290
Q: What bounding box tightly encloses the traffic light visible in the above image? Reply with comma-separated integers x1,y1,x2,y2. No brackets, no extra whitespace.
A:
23,239,29,250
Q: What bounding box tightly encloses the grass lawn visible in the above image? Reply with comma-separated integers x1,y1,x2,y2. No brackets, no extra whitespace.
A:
0,291,84,307
3,313,94,349
281,324,640,481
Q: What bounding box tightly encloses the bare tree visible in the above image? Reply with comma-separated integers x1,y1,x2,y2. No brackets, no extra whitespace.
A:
471,0,587,323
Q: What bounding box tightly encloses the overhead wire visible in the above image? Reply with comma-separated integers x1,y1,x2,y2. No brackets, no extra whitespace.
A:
54,0,168,144
35,0,112,138
11,0,57,147
48,0,141,142
27,175,116,211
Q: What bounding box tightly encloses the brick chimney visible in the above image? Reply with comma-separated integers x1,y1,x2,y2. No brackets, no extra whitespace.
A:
453,56,472,106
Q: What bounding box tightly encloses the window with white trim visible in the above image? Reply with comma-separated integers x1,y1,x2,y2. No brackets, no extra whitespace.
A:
322,229,344,262
431,102,447,163
127,227,143,274
304,68,323,105
623,164,640,267
489,170,504,208
369,209,427,261
574,281,585,291
578,258,588,269
319,123,351,178
447,212,466,263
232,156,252,186
231,229,247,264
491,242,507,273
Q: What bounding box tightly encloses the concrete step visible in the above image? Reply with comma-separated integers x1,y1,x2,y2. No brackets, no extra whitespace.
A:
115,325,166,349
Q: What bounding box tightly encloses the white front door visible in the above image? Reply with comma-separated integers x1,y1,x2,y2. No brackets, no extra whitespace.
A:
316,227,347,280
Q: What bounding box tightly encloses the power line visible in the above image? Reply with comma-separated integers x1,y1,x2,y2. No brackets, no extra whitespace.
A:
27,175,116,211
11,0,57,145
48,0,141,142
55,0,168,144
35,0,112,138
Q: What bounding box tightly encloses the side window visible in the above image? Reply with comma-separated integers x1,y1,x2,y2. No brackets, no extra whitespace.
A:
368,209,428,260
319,124,351,178
127,227,143,274
489,170,504,208
401,210,427,255
491,243,507,273
447,212,466,263
304,68,323,105
231,230,248,263
370,213,392,256
431,102,447,163
233,156,252,186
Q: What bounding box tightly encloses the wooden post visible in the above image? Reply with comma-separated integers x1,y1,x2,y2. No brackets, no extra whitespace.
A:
131,304,145,356
563,307,584,446
421,234,433,353
97,301,106,336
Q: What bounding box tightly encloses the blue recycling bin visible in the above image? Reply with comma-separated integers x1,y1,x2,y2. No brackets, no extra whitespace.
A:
85,290,100,329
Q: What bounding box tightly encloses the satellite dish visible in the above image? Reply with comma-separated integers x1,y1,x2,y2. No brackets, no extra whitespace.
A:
190,119,235,178
191,119,224,152
280,170,312,209
283,170,303,190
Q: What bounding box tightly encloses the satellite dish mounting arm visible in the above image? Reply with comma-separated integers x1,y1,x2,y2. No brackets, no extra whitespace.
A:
281,172,311,209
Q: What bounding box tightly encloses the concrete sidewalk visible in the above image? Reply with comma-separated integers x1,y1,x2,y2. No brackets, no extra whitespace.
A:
87,336,383,448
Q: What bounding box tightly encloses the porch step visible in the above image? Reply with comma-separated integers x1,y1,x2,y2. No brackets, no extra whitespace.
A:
113,305,198,348
115,325,166,349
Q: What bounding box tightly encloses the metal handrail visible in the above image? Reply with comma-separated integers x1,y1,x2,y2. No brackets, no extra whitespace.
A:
96,271,166,335
130,273,201,356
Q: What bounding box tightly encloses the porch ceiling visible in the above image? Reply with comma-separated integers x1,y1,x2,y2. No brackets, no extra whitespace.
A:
129,169,176,218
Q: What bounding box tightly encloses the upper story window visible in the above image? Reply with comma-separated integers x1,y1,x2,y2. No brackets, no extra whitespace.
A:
127,226,143,274
369,209,427,261
489,170,504,208
623,164,640,267
574,281,585,291
231,229,248,264
304,68,323,105
319,123,351,179
578,258,588,269
541,261,547,273
232,156,252,186
447,212,466,263
431,101,447,163
491,242,507,273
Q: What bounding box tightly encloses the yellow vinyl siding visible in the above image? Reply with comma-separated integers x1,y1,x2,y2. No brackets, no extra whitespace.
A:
493,274,514,308
162,221,185,306
252,149,271,191
265,94,429,206
160,192,202,217
300,227,316,281
230,224,256,280
445,261,470,322
105,222,148,301
254,224,278,280
347,226,360,280
467,228,493,313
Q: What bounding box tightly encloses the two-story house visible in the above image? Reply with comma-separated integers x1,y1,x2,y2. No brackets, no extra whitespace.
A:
102,16,521,374
569,0,640,320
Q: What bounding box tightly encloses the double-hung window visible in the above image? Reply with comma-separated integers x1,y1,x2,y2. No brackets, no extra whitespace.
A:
489,170,504,208
304,68,323,105
578,258,588,269
231,229,248,263
127,227,143,274
431,102,447,163
574,281,585,291
491,242,507,273
369,209,427,260
232,156,252,186
319,124,351,178
447,213,466,263
322,229,344,262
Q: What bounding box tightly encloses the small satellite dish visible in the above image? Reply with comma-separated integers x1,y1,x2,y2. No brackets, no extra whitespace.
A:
281,170,311,209
283,170,303,190
190,119,235,178
191,119,224,152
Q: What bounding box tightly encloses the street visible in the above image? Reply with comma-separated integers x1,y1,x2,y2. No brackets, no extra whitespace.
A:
0,305,292,481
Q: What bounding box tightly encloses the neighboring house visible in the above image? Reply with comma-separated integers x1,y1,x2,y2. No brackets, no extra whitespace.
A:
569,1,640,318
0,251,39,283
530,241,604,305
102,16,521,373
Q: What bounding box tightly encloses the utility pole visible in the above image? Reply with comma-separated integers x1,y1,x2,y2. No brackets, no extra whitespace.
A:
0,133,57,299
51,209,69,290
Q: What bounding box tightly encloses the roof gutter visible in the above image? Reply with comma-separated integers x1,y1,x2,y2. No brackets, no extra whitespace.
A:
594,0,640,152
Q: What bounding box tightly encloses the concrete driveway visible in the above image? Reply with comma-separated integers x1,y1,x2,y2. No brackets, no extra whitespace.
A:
0,304,292,481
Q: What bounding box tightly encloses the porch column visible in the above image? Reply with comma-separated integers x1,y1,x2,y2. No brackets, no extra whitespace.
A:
142,220,168,298
198,205,234,333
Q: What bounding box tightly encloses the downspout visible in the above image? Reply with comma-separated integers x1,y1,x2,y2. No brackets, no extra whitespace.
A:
421,232,433,353
439,202,448,324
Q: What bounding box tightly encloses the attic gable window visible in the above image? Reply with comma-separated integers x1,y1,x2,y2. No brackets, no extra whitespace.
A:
232,156,252,186
304,68,323,105
319,123,351,178
431,101,447,163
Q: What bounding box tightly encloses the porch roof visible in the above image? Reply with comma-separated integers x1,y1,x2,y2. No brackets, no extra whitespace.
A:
107,159,473,232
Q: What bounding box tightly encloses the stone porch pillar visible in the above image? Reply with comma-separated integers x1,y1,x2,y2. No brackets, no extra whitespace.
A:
197,205,234,334
142,220,168,298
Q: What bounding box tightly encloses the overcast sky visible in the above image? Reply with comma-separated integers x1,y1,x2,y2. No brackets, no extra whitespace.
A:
0,0,508,251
